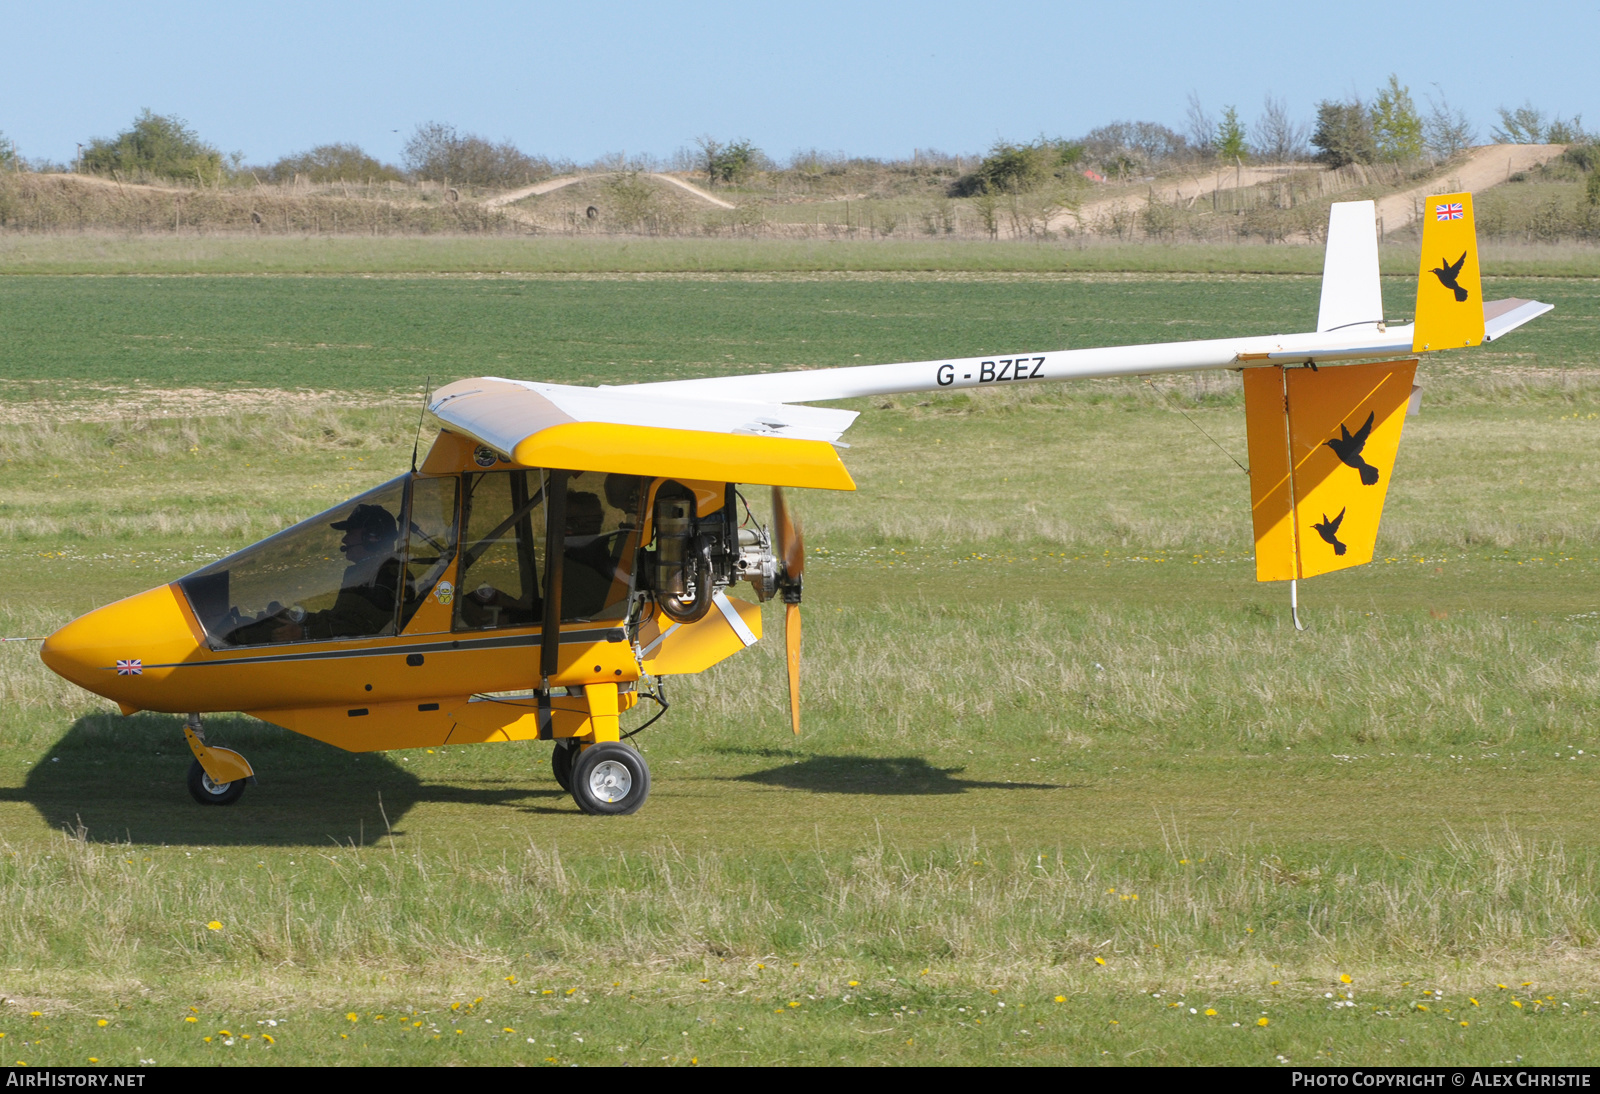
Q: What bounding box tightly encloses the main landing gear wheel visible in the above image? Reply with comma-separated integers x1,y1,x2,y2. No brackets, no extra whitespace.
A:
186,759,246,806
570,742,650,816
551,738,578,792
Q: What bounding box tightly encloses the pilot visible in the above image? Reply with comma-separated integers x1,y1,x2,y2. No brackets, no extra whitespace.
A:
274,503,402,641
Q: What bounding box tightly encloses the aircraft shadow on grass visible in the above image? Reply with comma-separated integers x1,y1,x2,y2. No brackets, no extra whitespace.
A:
724,751,1065,796
0,711,567,847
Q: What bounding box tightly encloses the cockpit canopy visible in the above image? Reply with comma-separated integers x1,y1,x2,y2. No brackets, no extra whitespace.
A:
177,470,641,649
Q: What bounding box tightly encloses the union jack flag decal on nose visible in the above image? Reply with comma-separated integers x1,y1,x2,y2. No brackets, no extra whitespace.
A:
115,659,142,676
1435,202,1464,221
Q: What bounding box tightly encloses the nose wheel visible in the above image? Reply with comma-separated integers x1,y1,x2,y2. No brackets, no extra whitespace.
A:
187,759,247,806
569,742,650,815
181,714,253,806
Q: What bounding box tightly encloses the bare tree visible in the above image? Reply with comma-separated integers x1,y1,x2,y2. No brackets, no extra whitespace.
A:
1254,95,1308,163
1423,87,1477,160
1185,92,1216,157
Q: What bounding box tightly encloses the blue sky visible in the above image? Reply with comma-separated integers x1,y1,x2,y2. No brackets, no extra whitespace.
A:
5,0,1595,167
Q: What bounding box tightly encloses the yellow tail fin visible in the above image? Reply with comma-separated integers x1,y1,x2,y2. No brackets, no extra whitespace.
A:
1412,191,1484,352
1244,360,1417,582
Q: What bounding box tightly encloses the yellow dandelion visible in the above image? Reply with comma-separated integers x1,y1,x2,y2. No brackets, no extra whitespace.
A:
1257,1018,1270,1027
1416,1005,1429,1012
206,921,222,931
346,1013,359,1022
1470,998,1480,1006
565,988,576,996
184,1017,198,1024
848,981,858,987
1205,1008,1217,1016
1094,956,1106,966
1054,996,1066,1003
203,1036,212,1043
1512,1001,1523,1009
1497,983,1509,990
28,1013,39,1019
503,1027,515,1033
263,1034,274,1045
1460,1021,1469,1027
920,969,929,976
691,1057,698,1065
788,1001,800,1008
1340,974,1352,984
544,1057,558,1064
88,1058,98,1064
450,1002,461,1011
96,1020,107,1027
1270,980,1280,986
699,979,709,984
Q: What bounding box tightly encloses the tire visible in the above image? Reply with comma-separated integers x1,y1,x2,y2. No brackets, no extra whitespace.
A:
187,758,246,806
570,742,650,816
551,738,578,792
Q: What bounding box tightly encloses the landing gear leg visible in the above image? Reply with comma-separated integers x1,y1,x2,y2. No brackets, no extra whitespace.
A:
182,714,254,806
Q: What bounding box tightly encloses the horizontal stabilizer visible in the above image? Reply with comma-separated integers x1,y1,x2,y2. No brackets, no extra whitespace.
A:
1483,298,1555,341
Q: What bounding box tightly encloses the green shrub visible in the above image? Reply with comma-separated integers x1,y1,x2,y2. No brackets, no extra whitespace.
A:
697,138,765,187
1371,75,1423,162
269,143,403,184
1214,106,1248,162
1312,99,1376,167
957,139,1084,196
80,110,223,183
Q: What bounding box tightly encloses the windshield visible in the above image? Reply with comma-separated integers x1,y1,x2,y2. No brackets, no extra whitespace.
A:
179,476,417,647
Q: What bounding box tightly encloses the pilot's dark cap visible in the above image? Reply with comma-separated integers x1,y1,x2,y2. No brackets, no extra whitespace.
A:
330,504,398,541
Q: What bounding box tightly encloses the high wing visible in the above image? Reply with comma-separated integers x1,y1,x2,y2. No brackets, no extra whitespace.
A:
607,199,1548,407
427,376,858,490
606,304,1547,406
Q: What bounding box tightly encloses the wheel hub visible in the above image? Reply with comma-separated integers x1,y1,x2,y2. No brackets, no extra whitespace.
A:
200,772,231,795
587,760,633,803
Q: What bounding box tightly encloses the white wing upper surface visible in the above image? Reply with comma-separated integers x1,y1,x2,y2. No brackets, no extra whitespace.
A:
429,376,859,458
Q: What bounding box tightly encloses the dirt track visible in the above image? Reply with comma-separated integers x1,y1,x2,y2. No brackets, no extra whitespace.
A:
483,173,735,210
1374,144,1565,229
1046,164,1303,234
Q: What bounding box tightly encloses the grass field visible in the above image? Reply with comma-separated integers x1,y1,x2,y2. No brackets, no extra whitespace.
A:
2,233,1599,278
0,258,1597,1066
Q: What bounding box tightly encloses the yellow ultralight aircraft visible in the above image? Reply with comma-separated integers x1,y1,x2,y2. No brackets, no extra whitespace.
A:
40,193,1550,815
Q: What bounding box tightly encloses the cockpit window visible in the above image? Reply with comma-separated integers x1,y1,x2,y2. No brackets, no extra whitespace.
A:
179,477,409,647
451,469,643,630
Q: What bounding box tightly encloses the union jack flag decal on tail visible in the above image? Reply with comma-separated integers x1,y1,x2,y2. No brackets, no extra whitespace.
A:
1435,202,1464,221
115,659,142,676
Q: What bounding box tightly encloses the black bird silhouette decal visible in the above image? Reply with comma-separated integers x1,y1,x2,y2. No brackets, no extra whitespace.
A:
1324,411,1380,485
1430,251,1470,302
1313,508,1348,555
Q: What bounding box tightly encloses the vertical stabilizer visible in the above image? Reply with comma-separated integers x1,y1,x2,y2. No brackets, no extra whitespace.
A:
1412,191,1484,352
1317,200,1384,332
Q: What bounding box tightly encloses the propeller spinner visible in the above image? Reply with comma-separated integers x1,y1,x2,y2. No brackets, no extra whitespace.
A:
771,486,804,734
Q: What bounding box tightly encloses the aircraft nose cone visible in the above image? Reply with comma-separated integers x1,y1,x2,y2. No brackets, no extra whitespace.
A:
41,584,203,712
